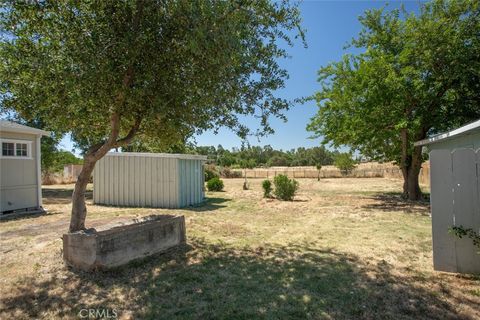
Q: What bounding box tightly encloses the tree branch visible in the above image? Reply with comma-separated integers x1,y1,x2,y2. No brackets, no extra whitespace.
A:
85,2,145,159
114,117,142,147
87,112,121,160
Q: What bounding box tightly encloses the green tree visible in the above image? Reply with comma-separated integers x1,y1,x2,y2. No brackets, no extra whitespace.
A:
267,154,290,167
121,137,195,154
48,151,83,174
310,146,335,166
334,153,356,175
218,150,236,167
40,136,61,174
1,1,304,231
308,0,480,200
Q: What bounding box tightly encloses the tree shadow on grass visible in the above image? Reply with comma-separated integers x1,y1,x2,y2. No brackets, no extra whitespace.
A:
0,209,65,224
184,197,231,212
1,237,471,320
42,188,93,205
362,192,431,215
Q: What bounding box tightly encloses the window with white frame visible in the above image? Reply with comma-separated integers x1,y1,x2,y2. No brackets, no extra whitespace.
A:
1,139,32,158
2,142,14,156
16,143,28,156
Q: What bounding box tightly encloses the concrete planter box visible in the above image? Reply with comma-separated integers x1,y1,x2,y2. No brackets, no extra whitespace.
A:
63,215,186,271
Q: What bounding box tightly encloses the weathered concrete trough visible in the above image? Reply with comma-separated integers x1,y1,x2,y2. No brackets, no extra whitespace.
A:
63,215,186,271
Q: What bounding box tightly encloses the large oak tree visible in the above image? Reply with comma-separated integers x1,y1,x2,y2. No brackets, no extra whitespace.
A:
308,0,480,200
0,0,304,231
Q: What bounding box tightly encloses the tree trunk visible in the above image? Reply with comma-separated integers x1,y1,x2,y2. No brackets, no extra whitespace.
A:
243,170,248,190
400,149,423,200
400,128,424,201
401,161,422,200
68,117,140,233
69,136,121,232
406,164,422,200
405,145,423,200
69,156,98,232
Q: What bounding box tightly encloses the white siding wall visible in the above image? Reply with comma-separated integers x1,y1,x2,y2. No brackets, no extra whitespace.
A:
93,153,205,208
430,148,480,274
0,132,40,212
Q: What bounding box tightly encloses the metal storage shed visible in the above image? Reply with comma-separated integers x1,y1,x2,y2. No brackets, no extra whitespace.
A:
93,152,207,208
0,120,49,215
415,119,480,274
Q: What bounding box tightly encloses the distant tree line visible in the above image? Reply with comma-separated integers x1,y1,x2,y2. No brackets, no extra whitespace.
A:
193,145,338,168
123,139,349,168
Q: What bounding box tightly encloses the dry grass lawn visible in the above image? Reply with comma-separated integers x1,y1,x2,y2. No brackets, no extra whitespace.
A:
0,178,479,319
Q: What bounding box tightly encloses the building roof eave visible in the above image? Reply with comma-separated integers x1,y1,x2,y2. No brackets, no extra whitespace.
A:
414,119,480,147
0,120,50,136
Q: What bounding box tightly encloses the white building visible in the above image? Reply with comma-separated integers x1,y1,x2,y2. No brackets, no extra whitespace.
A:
0,120,49,215
415,119,480,274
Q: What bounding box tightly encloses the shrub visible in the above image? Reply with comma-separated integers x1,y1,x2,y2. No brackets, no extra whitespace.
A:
205,167,219,182
262,179,272,198
273,174,298,201
206,177,224,191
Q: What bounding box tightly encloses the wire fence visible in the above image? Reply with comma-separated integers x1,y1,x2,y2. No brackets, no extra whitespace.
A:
228,162,431,186
49,162,431,186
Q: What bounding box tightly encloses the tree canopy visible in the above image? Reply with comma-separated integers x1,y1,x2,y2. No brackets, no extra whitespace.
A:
0,0,304,231
308,0,480,199
1,0,304,146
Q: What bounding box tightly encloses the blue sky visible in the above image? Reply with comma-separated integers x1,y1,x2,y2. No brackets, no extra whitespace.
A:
60,0,423,154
